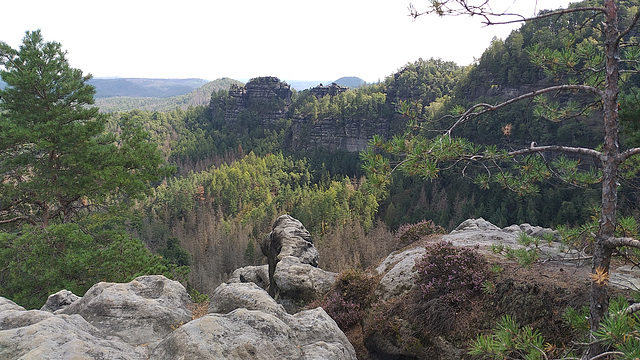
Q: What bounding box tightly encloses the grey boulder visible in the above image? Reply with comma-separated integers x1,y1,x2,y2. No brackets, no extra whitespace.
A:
154,282,356,360
60,274,192,346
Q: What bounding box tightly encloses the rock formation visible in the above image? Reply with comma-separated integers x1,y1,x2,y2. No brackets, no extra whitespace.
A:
0,216,355,360
40,289,80,314
286,116,392,152
154,282,355,359
365,218,640,359
223,76,292,125
257,214,337,312
309,82,348,99
59,275,192,347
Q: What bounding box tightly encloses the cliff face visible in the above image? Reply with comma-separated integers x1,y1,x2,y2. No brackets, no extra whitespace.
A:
216,77,395,153
224,76,292,125
286,116,391,152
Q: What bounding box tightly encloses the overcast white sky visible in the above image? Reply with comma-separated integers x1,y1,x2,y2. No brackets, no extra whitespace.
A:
1,0,573,83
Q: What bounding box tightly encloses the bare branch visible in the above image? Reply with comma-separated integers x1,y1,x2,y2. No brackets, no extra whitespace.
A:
589,351,625,360
618,6,640,43
625,302,640,315
408,2,605,27
482,7,606,26
606,236,640,249
508,145,602,160
0,216,32,225
618,147,640,162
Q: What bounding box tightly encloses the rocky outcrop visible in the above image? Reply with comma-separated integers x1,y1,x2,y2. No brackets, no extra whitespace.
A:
154,282,356,359
0,215,356,360
40,289,80,314
60,275,192,347
310,82,348,99
223,76,292,125
0,301,142,359
365,218,640,359
227,264,270,289
260,215,337,312
3,276,189,357
0,273,355,359
375,247,425,301
286,116,392,152
373,218,567,302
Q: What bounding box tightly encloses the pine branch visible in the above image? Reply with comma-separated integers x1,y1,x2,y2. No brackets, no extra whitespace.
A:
448,85,604,134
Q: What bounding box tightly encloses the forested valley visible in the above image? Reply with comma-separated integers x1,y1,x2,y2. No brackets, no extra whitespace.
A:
3,0,640,312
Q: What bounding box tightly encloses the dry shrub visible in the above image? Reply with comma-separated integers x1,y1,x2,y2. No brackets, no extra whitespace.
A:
406,297,456,336
395,219,445,249
188,301,210,320
308,268,379,330
317,220,394,272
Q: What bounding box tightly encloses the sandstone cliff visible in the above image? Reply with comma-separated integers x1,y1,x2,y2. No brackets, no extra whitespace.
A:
285,116,392,152
222,76,292,125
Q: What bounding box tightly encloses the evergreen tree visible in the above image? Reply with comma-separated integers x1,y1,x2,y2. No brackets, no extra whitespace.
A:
0,30,169,227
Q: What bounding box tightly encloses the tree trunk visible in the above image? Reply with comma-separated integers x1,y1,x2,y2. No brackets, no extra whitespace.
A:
587,0,620,357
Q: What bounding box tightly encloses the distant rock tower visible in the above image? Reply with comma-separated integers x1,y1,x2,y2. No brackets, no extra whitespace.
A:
224,76,292,125
309,82,348,99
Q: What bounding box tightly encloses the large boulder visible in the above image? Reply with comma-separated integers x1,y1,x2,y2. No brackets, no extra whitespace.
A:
262,214,319,268
0,298,142,360
153,282,357,360
261,215,337,311
0,297,23,313
40,289,80,314
208,282,286,317
375,247,426,300
227,264,270,290
60,275,192,346
274,256,337,301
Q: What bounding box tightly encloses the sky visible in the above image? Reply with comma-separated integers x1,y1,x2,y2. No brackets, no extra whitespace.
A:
1,0,573,83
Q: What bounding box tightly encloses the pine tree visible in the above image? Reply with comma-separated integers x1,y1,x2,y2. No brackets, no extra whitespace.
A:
0,30,169,227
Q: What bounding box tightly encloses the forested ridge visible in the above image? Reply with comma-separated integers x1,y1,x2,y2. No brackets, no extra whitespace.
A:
3,0,640,314
99,0,640,300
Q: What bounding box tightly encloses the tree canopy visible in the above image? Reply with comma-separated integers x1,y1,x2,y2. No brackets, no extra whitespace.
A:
0,30,170,228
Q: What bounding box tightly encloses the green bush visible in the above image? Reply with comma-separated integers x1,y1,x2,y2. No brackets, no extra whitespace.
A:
0,222,186,309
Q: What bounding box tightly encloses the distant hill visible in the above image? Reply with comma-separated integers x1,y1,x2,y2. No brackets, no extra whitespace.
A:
0,79,5,89
285,77,366,91
89,78,210,98
332,77,366,88
94,78,243,112
285,80,324,91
